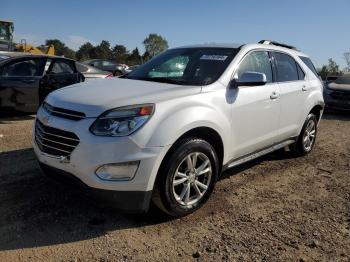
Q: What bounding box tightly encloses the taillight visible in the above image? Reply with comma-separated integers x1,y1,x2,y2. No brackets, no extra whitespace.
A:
105,73,114,78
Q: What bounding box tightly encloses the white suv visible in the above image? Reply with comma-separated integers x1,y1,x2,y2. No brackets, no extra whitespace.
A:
33,40,324,217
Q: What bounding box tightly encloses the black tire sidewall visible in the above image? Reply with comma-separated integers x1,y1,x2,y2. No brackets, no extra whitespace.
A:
297,113,318,154
157,139,219,217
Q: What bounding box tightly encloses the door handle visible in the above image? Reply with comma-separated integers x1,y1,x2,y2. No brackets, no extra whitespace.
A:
270,91,279,100
302,85,308,91
22,79,36,84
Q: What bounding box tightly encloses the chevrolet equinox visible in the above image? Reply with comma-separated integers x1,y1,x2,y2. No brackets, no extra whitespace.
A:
33,40,324,217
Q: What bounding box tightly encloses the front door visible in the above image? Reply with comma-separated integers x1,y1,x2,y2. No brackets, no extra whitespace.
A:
40,59,80,102
231,50,281,158
0,58,45,112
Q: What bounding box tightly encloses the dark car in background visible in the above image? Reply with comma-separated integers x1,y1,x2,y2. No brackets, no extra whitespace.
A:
0,55,84,113
323,75,350,111
82,59,127,76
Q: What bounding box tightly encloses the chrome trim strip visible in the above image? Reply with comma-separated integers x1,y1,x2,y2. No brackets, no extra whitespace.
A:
35,135,72,154
35,131,76,148
226,139,295,169
36,124,79,142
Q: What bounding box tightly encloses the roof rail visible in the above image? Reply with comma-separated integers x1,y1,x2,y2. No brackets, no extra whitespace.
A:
258,40,298,51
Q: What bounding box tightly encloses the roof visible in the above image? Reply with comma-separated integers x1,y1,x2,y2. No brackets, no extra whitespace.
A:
171,41,308,57
0,52,76,65
173,43,244,49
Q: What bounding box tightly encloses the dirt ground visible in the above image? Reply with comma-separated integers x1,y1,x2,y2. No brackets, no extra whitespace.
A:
0,112,349,262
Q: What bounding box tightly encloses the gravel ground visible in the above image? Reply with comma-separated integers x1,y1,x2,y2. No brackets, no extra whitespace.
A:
0,112,349,262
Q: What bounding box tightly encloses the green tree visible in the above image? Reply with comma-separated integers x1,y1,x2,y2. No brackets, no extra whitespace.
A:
143,33,168,58
142,51,151,62
127,47,141,65
112,44,128,63
317,58,342,80
89,40,113,60
344,52,350,72
45,39,76,59
76,42,94,61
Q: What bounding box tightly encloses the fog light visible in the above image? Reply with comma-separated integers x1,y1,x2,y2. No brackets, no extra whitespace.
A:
95,161,139,181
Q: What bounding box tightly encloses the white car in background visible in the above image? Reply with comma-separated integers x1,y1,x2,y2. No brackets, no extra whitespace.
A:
33,40,324,217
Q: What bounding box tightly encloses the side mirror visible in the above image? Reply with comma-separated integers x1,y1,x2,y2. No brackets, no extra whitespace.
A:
230,72,267,88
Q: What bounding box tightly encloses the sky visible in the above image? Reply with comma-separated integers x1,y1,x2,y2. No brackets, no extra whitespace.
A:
1,0,349,68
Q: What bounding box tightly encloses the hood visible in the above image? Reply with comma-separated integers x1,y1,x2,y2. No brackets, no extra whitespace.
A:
46,78,201,117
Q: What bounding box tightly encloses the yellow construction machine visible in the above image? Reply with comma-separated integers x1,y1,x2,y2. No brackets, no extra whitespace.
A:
0,20,55,55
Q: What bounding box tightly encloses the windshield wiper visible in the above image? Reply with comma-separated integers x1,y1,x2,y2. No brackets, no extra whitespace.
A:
135,77,188,85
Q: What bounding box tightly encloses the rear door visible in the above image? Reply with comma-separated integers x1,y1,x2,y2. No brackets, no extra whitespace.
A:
0,57,45,112
270,51,308,140
40,58,80,101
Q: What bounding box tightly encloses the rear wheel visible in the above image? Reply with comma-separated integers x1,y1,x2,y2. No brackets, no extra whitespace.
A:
153,138,219,217
290,113,318,156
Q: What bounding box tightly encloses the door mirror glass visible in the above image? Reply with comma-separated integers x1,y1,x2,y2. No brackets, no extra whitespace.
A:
231,72,267,88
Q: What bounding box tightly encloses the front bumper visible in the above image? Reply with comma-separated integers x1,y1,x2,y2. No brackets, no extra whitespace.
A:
40,163,152,212
324,92,350,111
32,107,171,211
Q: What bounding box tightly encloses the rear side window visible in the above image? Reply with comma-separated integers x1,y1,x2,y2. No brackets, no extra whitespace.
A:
237,51,273,83
1,59,45,77
50,60,75,74
300,56,318,77
272,52,299,82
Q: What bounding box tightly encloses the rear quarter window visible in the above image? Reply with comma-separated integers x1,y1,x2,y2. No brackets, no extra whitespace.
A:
300,56,319,77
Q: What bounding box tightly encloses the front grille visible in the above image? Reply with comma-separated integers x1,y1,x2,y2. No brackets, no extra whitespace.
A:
43,102,86,121
330,90,350,100
35,120,80,157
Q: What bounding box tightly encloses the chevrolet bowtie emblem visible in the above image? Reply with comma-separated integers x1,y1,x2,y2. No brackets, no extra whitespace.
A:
42,115,51,125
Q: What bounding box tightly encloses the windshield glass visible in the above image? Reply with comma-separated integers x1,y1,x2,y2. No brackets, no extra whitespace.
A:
126,47,238,86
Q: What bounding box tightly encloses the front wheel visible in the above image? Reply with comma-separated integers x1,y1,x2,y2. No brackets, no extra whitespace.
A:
153,138,219,217
290,113,318,156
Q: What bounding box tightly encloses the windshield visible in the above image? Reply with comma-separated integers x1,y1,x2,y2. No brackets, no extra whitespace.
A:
125,47,238,86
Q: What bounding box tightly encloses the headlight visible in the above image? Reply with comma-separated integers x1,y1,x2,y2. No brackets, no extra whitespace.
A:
90,104,154,136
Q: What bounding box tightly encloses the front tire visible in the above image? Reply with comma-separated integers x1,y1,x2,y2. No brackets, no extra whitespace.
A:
153,138,219,217
290,113,318,156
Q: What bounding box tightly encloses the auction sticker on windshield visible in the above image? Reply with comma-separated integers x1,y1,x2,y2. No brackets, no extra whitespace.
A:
200,55,228,61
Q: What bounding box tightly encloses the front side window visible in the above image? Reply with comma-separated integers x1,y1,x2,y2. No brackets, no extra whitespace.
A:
126,47,238,86
1,59,45,76
50,60,74,74
237,51,273,83
296,63,305,80
273,52,299,82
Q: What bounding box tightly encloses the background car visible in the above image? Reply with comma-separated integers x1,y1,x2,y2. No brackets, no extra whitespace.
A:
82,59,127,76
75,62,111,80
0,55,84,113
323,75,350,111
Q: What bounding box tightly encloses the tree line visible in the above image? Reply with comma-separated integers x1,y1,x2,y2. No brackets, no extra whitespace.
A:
41,33,168,65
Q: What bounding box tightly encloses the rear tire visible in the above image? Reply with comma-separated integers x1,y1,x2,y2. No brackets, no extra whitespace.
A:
290,113,318,156
152,138,219,217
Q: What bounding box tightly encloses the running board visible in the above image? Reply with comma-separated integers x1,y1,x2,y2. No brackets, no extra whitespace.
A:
224,139,296,170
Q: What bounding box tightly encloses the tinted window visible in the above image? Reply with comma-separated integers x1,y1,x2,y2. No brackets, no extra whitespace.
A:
334,76,350,85
237,51,273,83
50,60,74,74
126,48,238,86
300,56,318,77
76,63,89,73
273,52,299,82
296,63,305,80
102,60,116,66
1,59,45,76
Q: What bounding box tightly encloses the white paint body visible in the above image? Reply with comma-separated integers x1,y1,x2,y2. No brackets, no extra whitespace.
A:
32,43,324,193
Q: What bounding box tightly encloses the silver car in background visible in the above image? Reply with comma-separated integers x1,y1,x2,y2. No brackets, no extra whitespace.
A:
76,62,111,81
